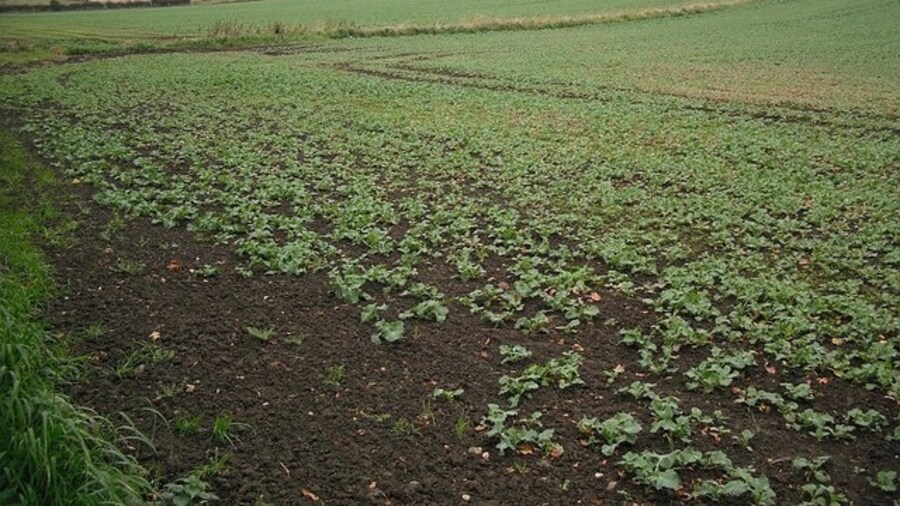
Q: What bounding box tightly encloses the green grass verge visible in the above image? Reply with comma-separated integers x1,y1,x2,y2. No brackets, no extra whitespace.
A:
0,129,151,505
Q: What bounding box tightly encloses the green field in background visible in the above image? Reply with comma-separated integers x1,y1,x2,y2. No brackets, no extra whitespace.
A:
0,0,695,40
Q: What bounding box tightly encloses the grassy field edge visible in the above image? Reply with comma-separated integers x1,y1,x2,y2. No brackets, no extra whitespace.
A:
0,129,152,505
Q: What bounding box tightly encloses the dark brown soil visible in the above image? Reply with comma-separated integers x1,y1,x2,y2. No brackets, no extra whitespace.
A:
34,163,900,506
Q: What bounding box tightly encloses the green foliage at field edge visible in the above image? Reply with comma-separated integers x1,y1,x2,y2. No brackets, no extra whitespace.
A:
0,129,151,505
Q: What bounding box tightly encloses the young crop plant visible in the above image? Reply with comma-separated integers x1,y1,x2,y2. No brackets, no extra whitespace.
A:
360,303,387,323
792,456,850,506
845,408,887,431
648,395,708,445
282,334,305,346
619,380,658,400
692,467,776,506
652,287,717,321
638,344,678,376
100,214,126,242
620,448,695,492
498,373,541,408
432,387,465,402
514,311,552,335
499,344,532,364
193,264,219,278
735,387,795,413
785,409,855,441
452,247,486,281
371,319,405,344
869,470,897,493
780,382,816,401
577,412,643,455
480,405,562,457
543,351,585,389
399,298,449,323
685,347,755,393
622,448,775,504
328,264,371,304
156,382,179,400
732,429,756,451
498,351,584,406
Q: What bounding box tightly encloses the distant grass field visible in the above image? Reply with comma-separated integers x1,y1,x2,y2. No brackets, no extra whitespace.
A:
0,0,730,41
325,0,900,113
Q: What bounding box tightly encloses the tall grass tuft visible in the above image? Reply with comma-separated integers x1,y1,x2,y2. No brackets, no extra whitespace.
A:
0,130,152,505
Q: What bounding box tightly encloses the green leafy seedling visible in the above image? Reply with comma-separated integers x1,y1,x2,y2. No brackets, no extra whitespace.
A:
432,387,465,401
372,319,405,344
499,344,532,364
870,470,896,492
245,326,275,342
159,474,218,506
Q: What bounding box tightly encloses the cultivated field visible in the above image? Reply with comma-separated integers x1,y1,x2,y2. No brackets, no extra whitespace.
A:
1,0,898,504
0,0,729,41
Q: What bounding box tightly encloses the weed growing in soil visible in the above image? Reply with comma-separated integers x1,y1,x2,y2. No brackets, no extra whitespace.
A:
211,414,248,447
282,334,305,346
323,364,345,387
245,326,275,342
174,413,202,436
82,323,107,339
194,451,231,479
455,415,472,438
110,257,146,276
391,417,421,436
115,343,174,378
